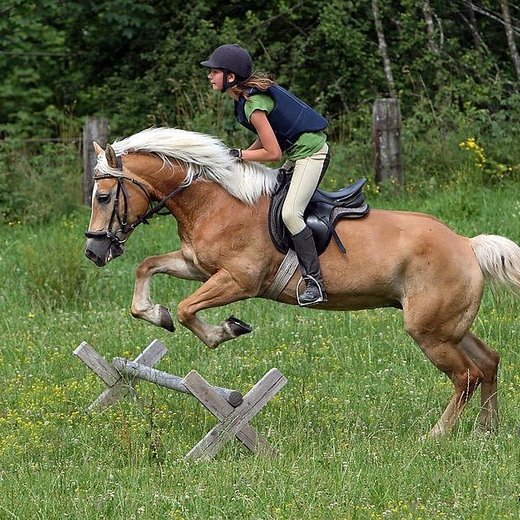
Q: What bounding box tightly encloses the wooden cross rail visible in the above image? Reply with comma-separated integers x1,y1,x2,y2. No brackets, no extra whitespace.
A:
183,368,287,459
74,339,169,412
74,339,287,459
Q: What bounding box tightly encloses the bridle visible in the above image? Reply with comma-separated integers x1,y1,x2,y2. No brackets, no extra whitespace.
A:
85,159,188,245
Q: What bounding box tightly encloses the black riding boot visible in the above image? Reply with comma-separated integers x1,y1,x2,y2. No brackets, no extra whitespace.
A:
291,226,328,306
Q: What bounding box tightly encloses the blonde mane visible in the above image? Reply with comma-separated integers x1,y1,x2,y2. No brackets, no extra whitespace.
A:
95,127,280,204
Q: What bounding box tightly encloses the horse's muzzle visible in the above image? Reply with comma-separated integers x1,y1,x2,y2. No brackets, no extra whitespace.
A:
84,235,124,267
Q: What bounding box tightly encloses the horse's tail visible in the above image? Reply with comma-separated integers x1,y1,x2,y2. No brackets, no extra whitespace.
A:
471,234,520,295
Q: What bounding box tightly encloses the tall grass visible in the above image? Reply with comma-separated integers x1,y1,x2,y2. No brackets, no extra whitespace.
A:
0,174,519,518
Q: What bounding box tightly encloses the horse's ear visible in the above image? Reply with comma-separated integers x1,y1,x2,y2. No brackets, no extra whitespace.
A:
105,143,118,169
93,141,104,155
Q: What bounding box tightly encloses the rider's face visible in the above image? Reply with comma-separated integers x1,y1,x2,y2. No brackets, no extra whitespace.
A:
207,68,235,92
208,68,224,90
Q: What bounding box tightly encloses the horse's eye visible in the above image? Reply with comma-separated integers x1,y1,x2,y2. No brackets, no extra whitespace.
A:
97,193,111,204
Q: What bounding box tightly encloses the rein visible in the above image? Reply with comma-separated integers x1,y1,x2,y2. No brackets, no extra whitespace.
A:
85,168,188,244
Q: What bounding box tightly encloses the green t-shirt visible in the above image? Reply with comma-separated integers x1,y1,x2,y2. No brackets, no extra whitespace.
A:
244,93,327,161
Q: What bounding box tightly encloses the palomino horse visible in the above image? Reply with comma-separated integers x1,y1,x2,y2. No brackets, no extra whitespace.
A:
85,127,520,438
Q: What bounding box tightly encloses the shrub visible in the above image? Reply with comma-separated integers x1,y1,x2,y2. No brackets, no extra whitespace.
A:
0,141,82,225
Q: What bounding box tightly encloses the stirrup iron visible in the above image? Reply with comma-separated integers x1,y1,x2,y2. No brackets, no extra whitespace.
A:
296,275,326,306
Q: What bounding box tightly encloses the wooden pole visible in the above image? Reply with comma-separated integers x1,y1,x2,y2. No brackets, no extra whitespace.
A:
372,98,404,187
82,117,108,205
112,357,243,407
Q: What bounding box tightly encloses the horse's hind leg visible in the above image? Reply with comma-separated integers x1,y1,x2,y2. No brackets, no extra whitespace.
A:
459,332,500,431
404,304,484,437
423,342,483,437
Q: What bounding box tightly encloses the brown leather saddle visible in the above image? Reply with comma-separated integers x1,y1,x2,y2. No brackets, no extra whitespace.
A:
268,172,369,255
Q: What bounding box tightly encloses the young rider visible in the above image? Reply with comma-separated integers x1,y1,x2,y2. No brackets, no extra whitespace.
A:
201,43,330,306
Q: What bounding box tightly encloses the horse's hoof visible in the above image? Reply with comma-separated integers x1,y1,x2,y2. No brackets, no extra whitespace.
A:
478,409,499,434
226,315,252,336
159,306,175,332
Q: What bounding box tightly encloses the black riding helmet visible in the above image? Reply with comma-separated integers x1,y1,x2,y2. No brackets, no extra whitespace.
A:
201,44,253,91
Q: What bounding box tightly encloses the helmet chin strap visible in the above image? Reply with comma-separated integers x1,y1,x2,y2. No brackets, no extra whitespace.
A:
221,71,240,92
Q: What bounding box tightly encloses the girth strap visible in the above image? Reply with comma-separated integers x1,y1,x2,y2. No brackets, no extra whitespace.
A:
261,250,299,300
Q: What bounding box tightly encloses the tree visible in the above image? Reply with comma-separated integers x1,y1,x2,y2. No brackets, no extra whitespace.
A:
422,0,440,55
371,0,396,98
0,1,69,137
500,0,520,81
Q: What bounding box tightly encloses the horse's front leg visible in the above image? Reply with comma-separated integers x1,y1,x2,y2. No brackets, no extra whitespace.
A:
131,250,204,331
176,268,255,349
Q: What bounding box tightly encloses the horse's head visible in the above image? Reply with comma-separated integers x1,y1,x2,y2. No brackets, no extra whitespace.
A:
84,126,278,267
85,142,155,267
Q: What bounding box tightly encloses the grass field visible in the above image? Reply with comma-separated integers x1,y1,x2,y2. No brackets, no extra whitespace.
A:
0,180,519,519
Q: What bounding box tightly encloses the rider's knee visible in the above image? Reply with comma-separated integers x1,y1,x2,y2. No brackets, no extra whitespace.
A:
281,208,304,236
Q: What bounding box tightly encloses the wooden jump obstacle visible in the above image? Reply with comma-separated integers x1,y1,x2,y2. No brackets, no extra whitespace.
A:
74,339,287,460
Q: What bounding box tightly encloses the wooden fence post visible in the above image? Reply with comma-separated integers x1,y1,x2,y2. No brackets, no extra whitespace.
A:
82,117,109,205
372,98,404,187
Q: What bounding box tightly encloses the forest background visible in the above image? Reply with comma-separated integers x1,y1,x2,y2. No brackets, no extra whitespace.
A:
1,0,520,225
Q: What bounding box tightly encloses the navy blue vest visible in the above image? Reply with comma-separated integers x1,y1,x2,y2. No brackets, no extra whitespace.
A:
234,85,328,151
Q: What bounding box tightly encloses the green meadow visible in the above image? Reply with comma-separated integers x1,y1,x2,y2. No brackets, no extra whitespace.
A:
0,172,519,519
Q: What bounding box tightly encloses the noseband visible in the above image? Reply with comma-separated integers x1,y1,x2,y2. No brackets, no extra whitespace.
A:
85,160,188,245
